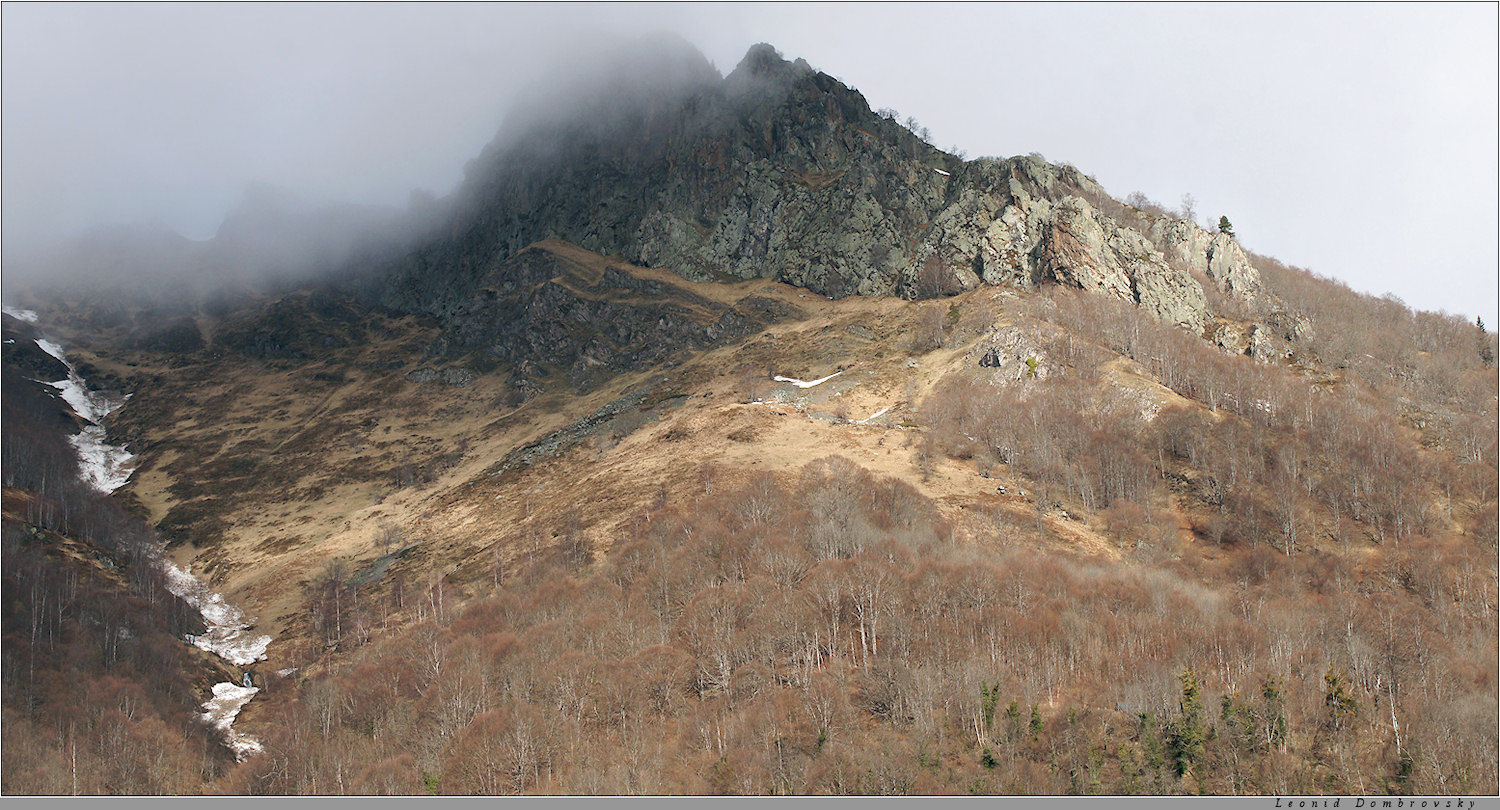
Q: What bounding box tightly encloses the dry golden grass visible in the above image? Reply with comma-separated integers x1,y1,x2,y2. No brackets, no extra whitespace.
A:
73,245,1139,665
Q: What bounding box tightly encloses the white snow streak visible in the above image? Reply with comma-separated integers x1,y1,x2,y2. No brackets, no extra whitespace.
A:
163,562,273,760
33,337,136,493
773,371,843,389
202,683,263,760
162,563,272,667
3,306,39,322
68,427,137,493
856,406,891,424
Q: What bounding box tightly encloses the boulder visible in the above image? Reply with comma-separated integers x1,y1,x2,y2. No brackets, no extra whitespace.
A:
1213,322,1243,353
973,326,1049,381
1247,324,1277,362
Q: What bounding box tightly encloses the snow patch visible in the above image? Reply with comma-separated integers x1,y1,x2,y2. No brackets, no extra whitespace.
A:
3,306,39,322
773,371,843,389
202,683,263,760
934,168,951,177
35,337,66,363
856,406,891,425
162,563,272,667
69,426,137,493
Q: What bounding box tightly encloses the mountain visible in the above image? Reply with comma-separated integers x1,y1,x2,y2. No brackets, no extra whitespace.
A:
2,37,1495,796
361,42,1233,322
351,38,1311,381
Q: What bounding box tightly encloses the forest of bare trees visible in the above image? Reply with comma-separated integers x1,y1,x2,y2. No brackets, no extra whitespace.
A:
218,404,1494,796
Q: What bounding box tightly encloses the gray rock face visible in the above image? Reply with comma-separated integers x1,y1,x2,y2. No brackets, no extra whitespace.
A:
1205,234,1262,302
1263,307,1313,344
1213,322,1244,353
1039,197,1132,300
1247,324,1277,362
1038,197,1207,332
1147,218,1213,275
972,326,1049,381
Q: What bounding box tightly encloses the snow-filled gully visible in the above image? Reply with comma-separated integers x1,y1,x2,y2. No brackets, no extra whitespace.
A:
162,562,272,760
10,314,271,761
30,335,136,494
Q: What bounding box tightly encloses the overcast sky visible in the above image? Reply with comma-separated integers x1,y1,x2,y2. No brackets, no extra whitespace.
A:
3,3,1495,324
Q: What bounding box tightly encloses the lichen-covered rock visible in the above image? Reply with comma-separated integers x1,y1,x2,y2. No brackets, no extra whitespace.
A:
1206,233,1262,302
1147,218,1213,275
1213,322,1244,353
1038,197,1207,332
1247,324,1277,362
1040,197,1134,300
978,200,1049,288
972,326,1049,382
1132,252,1209,333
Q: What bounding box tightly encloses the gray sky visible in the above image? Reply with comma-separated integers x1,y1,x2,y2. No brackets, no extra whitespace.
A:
3,3,1495,324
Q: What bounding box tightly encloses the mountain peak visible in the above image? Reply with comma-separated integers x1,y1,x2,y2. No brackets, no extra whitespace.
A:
729,42,799,79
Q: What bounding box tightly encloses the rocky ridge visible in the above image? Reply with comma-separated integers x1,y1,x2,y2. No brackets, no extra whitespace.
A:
358,38,1291,362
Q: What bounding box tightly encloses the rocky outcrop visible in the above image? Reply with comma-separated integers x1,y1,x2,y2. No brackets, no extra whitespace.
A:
1148,219,1264,307
972,326,1050,381
364,42,1138,313
1247,324,1277,361
1210,319,1290,363
1205,233,1262,302
406,367,475,387
212,292,366,362
1038,197,1208,332
133,318,205,355
1213,322,1243,353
